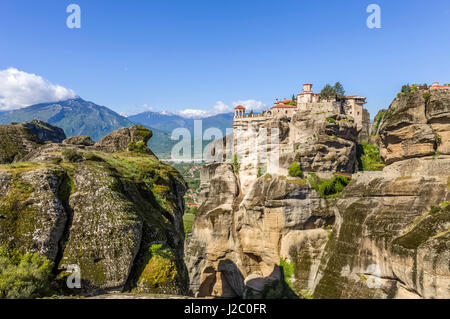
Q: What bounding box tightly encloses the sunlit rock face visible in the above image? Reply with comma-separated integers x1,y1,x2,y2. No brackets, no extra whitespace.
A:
379,90,450,164
186,91,450,299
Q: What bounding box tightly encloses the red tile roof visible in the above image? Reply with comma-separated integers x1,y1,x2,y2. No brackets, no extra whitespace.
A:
234,105,246,110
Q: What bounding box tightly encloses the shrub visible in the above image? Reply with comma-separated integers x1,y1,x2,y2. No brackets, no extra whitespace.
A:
257,166,266,178
325,117,336,124
373,110,387,132
435,133,442,146
264,173,273,180
423,92,432,103
401,84,411,94
128,141,149,154
309,174,351,198
0,247,54,299
288,162,302,178
61,149,82,162
356,142,385,171
429,206,441,215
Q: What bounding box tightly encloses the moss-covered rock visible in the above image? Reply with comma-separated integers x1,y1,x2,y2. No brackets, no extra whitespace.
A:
0,125,42,164
0,165,67,261
0,125,188,297
135,244,178,294
94,125,154,154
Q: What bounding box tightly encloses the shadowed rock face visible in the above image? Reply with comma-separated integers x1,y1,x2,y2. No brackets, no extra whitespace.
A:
186,91,450,299
379,90,450,164
21,120,67,143
0,122,188,296
0,124,42,164
0,120,68,164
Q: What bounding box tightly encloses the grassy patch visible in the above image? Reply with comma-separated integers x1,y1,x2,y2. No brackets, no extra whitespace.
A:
0,162,44,173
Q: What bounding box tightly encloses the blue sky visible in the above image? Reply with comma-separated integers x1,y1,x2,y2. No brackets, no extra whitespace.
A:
0,0,449,119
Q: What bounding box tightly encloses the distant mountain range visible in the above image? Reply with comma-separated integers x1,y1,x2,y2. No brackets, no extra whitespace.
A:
0,98,234,159
0,98,133,141
128,111,234,135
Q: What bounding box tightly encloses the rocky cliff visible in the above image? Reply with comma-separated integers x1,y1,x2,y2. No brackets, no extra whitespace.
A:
0,120,67,164
186,90,450,299
209,104,359,193
379,90,450,164
0,124,188,296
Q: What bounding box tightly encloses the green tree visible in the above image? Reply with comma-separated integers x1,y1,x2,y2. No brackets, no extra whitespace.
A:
401,84,411,94
333,82,345,99
319,84,336,100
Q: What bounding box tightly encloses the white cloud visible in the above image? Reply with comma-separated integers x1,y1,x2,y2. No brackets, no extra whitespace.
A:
176,101,232,118
0,68,76,111
232,99,266,112
142,103,153,111
176,100,265,119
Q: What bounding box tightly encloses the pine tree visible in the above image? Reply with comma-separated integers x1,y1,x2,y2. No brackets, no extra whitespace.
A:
334,82,345,99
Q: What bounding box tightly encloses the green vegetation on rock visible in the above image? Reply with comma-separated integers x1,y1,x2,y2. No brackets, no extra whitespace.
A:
135,244,178,294
127,141,150,154
0,246,54,299
183,213,196,239
325,117,337,124
61,149,83,163
0,176,35,252
356,142,385,171
308,173,351,199
280,258,294,290
373,110,387,133
232,154,240,174
288,162,303,178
